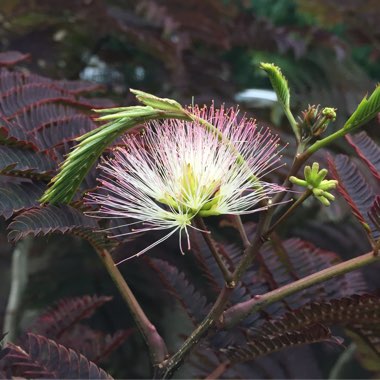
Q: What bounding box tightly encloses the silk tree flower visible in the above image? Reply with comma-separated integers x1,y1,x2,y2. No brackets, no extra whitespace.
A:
85,106,284,263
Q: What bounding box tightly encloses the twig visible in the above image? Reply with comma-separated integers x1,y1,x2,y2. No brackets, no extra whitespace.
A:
233,215,251,249
265,189,312,236
284,107,300,143
95,248,168,366
194,216,234,287
160,208,272,378
232,206,270,282
272,151,310,205
161,287,233,379
221,250,380,328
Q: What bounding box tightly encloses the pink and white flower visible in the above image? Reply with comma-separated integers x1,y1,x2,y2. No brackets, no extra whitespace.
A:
85,105,284,262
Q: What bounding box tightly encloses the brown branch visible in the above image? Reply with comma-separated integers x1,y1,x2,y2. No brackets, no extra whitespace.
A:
221,250,380,328
95,248,168,366
161,287,233,379
194,216,234,287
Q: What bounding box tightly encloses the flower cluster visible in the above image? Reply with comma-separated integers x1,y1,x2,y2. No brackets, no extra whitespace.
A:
290,162,338,206
85,106,284,262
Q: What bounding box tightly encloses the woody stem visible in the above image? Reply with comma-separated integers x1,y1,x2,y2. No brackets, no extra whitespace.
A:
194,216,235,286
95,248,168,367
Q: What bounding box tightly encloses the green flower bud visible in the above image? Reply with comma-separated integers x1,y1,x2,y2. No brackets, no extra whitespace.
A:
290,163,338,206
322,107,336,120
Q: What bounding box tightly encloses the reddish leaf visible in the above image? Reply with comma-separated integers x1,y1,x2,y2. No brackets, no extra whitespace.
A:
0,116,36,149
0,181,45,220
7,204,118,250
0,146,55,179
4,333,113,379
147,258,209,325
369,196,380,233
346,132,380,180
221,324,337,364
30,295,113,339
328,154,378,238
0,83,76,117
30,115,97,150
0,51,30,67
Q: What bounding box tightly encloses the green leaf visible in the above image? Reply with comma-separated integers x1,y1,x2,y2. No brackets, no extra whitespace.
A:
40,118,136,204
130,89,184,111
94,106,157,121
40,92,189,204
260,62,290,111
260,62,299,140
344,85,380,131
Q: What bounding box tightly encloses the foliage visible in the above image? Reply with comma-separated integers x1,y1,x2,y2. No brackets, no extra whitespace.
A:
0,1,380,379
0,293,133,378
2,333,113,379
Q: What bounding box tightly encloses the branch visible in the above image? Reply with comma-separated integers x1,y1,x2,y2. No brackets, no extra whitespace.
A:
3,237,32,342
266,189,312,235
232,206,270,282
233,215,251,249
95,248,168,367
194,216,234,287
221,251,380,328
161,287,233,379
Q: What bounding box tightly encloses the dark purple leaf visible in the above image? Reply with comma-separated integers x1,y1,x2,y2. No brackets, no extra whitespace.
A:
5,333,113,379
369,196,380,233
147,258,209,325
7,204,118,251
0,146,55,179
0,116,36,149
0,51,30,67
329,154,379,239
30,295,113,339
0,83,76,117
347,132,380,181
0,181,45,220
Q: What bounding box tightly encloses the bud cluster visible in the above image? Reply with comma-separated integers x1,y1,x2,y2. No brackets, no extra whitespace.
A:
290,162,338,206
298,105,336,142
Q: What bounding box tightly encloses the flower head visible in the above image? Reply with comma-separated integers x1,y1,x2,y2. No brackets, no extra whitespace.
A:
85,105,284,262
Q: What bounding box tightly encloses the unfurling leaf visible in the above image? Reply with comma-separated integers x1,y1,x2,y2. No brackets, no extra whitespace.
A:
130,89,184,112
343,85,380,131
260,62,290,110
260,62,299,140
